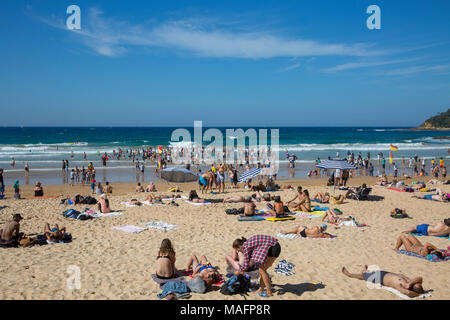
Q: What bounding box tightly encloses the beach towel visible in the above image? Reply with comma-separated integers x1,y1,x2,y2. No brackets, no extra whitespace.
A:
293,211,325,218
379,285,432,299
142,201,166,206
338,219,368,227
274,259,295,276
120,202,143,207
141,221,179,231
408,232,450,239
237,216,265,221
151,272,187,286
312,199,329,204
112,225,147,233
276,232,336,240
264,215,295,222
36,233,72,245
185,201,211,205
397,249,450,262
162,195,188,201
92,211,124,218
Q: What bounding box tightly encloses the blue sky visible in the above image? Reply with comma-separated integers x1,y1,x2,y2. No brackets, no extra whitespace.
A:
1,0,450,127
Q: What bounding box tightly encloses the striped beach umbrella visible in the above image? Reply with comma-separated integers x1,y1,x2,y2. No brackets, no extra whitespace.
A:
316,159,357,170
238,168,262,182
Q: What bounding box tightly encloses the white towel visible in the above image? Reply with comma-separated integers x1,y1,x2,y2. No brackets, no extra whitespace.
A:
112,225,147,233
185,201,211,205
379,285,431,299
276,232,336,240
93,211,124,218
142,201,166,206
142,221,179,231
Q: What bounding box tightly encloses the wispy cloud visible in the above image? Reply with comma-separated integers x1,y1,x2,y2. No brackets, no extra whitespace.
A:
382,64,450,76
324,58,420,72
34,7,386,59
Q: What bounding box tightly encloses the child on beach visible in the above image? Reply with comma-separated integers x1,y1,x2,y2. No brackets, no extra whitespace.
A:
34,181,44,197
13,180,20,199
90,179,96,194
155,239,177,279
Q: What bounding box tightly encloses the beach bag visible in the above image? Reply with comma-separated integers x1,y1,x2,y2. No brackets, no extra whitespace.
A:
390,208,408,219
63,209,80,219
81,196,97,205
220,274,251,296
226,208,239,215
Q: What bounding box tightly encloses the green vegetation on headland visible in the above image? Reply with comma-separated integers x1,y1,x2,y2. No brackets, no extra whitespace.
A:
412,109,450,130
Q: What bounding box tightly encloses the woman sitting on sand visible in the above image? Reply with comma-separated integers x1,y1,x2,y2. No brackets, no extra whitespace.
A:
329,194,346,205
136,183,145,193
266,196,285,216
280,224,335,238
375,174,389,186
225,238,246,271
155,239,177,279
34,181,44,197
394,234,445,258
243,197,256,216
103,181,113,194
313,192,330,203
186,254,221,290
321,209,353,225
97,194,111,213
44,223,66,244
188,190,206,203
145,182,157,192
295,190,312,212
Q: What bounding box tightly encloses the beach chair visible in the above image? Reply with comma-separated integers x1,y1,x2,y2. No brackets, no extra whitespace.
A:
351,187,372,201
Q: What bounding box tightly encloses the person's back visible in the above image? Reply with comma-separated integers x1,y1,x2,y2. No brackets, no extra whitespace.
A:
98,198,110,213
1,220,19,241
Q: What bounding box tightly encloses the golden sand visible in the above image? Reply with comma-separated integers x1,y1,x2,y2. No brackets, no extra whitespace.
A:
0,177,448,300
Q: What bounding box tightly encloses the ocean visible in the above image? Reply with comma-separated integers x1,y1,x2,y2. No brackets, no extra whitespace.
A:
1,127,449,185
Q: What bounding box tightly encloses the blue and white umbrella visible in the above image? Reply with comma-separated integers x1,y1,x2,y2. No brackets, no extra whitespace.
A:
238,168,262,182
316,159,357,170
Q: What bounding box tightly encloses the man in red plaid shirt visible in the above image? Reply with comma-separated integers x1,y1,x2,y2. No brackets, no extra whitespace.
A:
234,235,281,297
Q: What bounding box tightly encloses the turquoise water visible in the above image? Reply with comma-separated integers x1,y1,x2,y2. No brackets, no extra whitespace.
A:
0,127,449,185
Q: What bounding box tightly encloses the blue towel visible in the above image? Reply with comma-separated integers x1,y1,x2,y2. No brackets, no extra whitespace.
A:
409,232,450,239
157,281,189,299
397,250,450,262
312,199,328,204
313,206,329,211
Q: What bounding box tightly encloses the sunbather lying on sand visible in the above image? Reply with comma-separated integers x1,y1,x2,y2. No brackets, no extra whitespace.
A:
280,225,335,238
225,238,245,271
312,192,330,203
128,198,142,206
342,265,426,298
186,254,220,289
44,223,66,244
155,239,177,279
321,209,353,225
427,179,450,185
145,194,164,204
402,218,450,237
412,188,449,202
223,194,257,203
394,234,445,259
188,190,205,203
255,190,274,202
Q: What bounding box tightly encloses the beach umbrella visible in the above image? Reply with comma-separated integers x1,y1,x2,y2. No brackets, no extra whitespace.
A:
238,168,262,182
316,159,357,170
160,167,199,183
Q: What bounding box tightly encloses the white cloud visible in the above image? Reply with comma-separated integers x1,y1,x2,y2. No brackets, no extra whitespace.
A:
37,8,386,58
382,64,450,76
324,58,420,72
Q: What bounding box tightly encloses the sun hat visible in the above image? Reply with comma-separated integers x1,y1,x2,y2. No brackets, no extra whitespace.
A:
100,194,107,199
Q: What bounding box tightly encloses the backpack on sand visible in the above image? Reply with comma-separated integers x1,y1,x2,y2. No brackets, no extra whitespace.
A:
220,274,251,296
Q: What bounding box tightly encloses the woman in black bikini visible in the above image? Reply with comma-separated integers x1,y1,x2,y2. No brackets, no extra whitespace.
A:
394,234,444,258
188,190,205,203
280,225,334,238
155,239,177,279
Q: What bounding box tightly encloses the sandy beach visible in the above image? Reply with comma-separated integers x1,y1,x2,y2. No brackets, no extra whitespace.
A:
0,177,448,300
